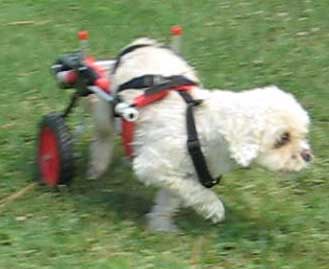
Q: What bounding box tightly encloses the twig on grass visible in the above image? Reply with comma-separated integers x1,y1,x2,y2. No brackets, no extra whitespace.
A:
0,183,36,213
6,20,35,26
190,236,205,267
6,20,50,26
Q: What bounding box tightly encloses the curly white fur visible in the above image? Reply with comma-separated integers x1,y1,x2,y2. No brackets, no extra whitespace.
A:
88,38,311,232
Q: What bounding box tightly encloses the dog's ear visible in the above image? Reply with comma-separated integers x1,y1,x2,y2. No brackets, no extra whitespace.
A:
228,142,260,167
221,113,263,167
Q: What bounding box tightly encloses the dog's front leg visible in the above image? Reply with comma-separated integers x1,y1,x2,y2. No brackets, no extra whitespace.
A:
146,189,181,232
164,178,225,224
134,153,225,230
139,174,225,227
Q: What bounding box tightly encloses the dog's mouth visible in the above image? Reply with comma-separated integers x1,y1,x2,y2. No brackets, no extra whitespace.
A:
277,162,311,175
277,169,294,177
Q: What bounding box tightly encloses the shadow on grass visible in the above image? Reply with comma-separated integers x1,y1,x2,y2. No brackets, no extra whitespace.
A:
29,143,289,241
63,165,275,241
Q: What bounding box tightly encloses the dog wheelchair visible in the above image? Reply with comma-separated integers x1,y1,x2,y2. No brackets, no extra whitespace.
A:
36,26,220,189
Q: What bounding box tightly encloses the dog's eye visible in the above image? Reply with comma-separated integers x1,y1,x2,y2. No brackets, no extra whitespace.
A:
274,132,290,148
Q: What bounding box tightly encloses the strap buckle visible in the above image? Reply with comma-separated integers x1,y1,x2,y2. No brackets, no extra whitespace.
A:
144,75,168,87
203,176,221,188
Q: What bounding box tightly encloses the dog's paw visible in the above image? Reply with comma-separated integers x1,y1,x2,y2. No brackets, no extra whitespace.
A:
146,213,180,233
207,200,225,224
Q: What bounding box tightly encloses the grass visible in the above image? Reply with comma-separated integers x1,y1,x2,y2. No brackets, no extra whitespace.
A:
0,0,328,268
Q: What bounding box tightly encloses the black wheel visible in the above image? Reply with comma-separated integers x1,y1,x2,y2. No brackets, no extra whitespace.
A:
36,113,74,187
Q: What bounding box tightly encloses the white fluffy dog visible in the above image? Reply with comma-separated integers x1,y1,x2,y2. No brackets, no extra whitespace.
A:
87,38,312,232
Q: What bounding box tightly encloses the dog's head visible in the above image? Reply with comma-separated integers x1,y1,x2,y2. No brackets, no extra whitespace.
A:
226,86,312,172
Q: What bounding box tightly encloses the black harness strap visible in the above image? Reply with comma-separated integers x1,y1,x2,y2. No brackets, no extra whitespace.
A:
178,91,221,188
112,43,184,75
112,44,152,74
117,75,197,94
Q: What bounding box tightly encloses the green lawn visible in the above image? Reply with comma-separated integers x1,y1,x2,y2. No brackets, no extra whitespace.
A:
0,0,328,268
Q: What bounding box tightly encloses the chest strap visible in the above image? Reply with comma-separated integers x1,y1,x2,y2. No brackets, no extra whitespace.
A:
178,91,221,188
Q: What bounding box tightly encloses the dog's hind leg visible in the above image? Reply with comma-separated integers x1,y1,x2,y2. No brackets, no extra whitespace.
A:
86,97,114,179
146,189,181,232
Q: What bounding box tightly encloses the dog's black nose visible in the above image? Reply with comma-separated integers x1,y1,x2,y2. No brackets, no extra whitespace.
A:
301,150,312,162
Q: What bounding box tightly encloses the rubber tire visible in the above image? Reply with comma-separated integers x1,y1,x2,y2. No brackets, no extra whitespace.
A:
36,113,74,187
